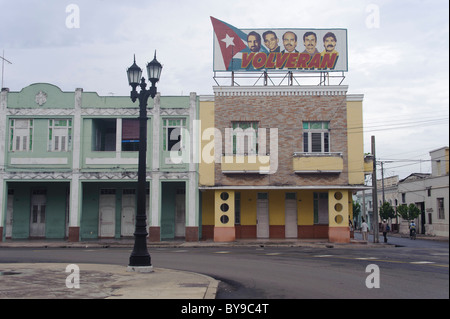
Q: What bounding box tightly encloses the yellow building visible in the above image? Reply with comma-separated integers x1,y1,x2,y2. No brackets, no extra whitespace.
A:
198,86,366,243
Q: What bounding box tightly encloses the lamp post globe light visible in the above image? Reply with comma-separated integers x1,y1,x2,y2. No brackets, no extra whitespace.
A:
126,52,162,272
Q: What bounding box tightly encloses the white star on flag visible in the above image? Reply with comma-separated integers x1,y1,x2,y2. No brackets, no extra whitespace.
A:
221,34,235,48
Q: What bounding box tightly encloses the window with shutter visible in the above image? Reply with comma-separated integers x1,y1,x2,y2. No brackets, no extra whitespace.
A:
302,121,330,153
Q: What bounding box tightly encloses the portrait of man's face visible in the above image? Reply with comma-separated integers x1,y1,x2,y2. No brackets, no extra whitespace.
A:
282,32,297,53
264,33,279,52
248,35,261,53
303,34,317,54
323,36,336,52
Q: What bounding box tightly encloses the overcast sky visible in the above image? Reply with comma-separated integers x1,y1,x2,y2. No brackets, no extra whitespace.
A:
1,0,448,179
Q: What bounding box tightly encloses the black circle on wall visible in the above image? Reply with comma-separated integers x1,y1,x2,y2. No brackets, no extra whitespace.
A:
220,215,229,224
334,192,343,200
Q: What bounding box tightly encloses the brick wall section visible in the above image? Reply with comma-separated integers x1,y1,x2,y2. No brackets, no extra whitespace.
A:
214,93,349,187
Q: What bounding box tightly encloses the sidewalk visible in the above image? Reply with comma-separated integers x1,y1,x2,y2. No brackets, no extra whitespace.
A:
387,232,449,242
0,262,219,299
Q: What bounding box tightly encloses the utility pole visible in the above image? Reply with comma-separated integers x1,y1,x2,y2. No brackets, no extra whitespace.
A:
371,136,379,243
381,161,386,204
379,160,394,204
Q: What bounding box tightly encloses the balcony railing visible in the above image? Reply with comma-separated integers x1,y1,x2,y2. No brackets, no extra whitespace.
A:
221,154,270,174
293,152,343,174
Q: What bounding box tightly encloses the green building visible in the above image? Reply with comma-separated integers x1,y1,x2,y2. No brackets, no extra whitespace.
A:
0,83,200,242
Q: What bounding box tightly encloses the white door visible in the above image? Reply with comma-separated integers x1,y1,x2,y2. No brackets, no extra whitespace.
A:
30,191,46,237
257,193,269,238
285,197,298,238
5,193,14,238
121,190,136,237
175,191,186,238
99,190,116,238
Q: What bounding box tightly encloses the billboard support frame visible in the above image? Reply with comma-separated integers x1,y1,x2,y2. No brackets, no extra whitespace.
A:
213,71,346,87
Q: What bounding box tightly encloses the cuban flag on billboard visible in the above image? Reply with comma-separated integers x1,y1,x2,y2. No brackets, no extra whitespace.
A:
211,16,268,71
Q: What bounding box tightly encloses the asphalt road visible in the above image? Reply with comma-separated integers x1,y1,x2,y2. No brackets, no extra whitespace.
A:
1,236,448,299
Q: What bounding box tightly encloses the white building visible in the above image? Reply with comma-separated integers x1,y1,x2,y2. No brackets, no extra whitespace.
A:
398,147,449,237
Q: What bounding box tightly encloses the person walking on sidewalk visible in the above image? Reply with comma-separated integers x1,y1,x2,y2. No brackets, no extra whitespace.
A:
361,219,369,241
381,219,389,243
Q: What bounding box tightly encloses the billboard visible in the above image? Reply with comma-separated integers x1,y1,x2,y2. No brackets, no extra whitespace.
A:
211,17,348,73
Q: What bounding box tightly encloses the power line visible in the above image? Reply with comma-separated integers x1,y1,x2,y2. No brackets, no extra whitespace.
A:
347,117,449,133
364,111,449,123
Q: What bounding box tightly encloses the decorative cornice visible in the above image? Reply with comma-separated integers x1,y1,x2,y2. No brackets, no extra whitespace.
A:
7,108,75,116
4,172,73,180
346,94,364,102
213,85,348,97
81,108,139,116
2,171,194,181
160,108,190,116
159,172,190,180
5,107,194,117
79,172,140,180
199,95,215,102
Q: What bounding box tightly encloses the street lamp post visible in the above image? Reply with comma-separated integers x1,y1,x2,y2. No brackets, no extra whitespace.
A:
126,52,162,272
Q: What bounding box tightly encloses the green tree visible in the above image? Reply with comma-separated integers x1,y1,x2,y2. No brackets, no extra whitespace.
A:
397,203,420,221
379,202,396,221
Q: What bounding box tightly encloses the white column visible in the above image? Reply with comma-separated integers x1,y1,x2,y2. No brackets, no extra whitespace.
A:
188,92,198,227
150,176,160,227
69,176,81,227
150,93,161,227
0,178,4,232
69,88,83,238
152,93,160,171
0,89,8,232
116,118,122,157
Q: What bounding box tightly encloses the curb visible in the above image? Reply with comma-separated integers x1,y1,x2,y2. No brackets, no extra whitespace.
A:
0,240,397,249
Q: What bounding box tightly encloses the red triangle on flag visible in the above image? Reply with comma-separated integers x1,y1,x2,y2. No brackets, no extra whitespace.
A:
211,17,247,70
